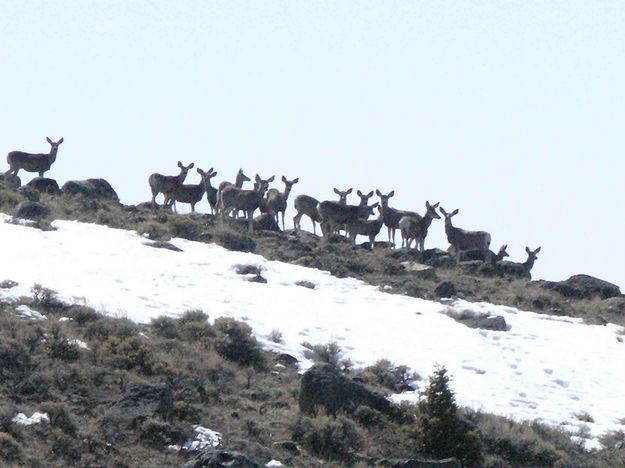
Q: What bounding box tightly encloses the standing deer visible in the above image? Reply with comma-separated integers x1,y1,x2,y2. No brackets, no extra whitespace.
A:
497,246,541,279
263,176,299,230
292,187,351,235
148,161,194,209
398,201,441,251
6,137,64,177
440,207,492,263
346,205,384,247
376,190,420,248
219,174,275,233
203,169,219,214
318,198,377,239
168,167,216,213
217,168,251,216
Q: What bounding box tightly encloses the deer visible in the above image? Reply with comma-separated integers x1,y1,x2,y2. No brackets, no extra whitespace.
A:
168,167,216,213
262,176,299,230
497,246,541,279
217,168,251,217
219,174,275,233
148,161,194,209
292,187,351,235
345,205,384,247
376,190,421,248
397,201,441,251
318,196,377,239
203,169,219,214
439,207,492,263
6,137,64,178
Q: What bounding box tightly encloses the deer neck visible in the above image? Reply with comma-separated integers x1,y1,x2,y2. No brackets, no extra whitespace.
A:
48,146,59,164
523,256,535,271
422,212,436,230
176,169,187,184
282,184,292,201
235,174,247,188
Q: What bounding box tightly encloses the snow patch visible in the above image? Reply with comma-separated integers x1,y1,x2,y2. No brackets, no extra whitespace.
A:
12,412,50,426
15,304,47,321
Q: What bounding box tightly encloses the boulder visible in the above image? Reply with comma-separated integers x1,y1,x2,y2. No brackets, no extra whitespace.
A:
253,213,280,231
434,281,456,298
458,315,508,331
299,363,402,421
26,177,60,194
184,450,260,468
545,275,621,300
13,201,50,220
0,173,21,189
61,178,119,201
112,383,174,424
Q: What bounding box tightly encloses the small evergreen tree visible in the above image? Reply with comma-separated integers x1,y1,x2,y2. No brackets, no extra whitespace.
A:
414,366,483,466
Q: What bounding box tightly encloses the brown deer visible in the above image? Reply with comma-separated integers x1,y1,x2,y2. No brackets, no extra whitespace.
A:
498,246,541,279
168,167,216,213
217,168,251,216
6,137,64,177
219,174,275,233
263,176,299,230
346,205,384,247
292,187,351,235
318,197,377,239
203,169,219,214
440,207,492,263
376,190,420,248
398,201,441,251
148,161,194,209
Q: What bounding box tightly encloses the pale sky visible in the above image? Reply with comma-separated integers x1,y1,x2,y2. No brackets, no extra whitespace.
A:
2,1,624,289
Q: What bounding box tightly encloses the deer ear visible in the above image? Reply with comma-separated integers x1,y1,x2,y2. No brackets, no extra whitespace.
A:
58,138,64,144
357,190,363,197
267,175,275,182
281,175,287,183
46,137,52,144
255,175,261,182
178,161,183,168
525,246,531,253
366,190,373,198
426,201,431,208
293,178,299,184
371,202,379,208
211,171,218,177
389,190,395,198
535,246,541,253
346,188,353,194
433,202,440,208
334,188,340,194
451,209,459,216
375,189,381,196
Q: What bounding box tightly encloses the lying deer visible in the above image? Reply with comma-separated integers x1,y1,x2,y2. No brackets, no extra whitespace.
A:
498,246,541,279
398,201,441,251
440,207,492,263
148,161,194,209
6,137,64,177
219,174,275,233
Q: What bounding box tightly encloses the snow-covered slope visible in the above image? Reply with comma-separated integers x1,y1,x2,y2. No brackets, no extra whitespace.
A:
1,214,623,448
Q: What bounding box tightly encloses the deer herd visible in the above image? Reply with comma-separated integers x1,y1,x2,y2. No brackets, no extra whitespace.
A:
3,139,541,274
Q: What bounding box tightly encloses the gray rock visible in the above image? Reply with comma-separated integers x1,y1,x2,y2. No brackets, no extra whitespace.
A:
434,281,456,298
545,274,621,300
26,177,60,194
386,457,462,467
253,213,280,231
459,315,508,331
61,178,119,201
184,450,260,468
299,363,402,421
13,201,50,220
112,383,174,423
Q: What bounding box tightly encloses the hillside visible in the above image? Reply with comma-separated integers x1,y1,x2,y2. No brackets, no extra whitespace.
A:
0,182,624,467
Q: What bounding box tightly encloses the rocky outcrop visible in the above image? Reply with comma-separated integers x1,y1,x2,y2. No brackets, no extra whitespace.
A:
27,177,60,194
61,178,119,201
299,363,401,420
0,173,21,189
542,274,621,300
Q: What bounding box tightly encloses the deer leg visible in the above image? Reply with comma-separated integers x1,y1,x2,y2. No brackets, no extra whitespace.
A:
281,211,285,231
247,210,254,233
